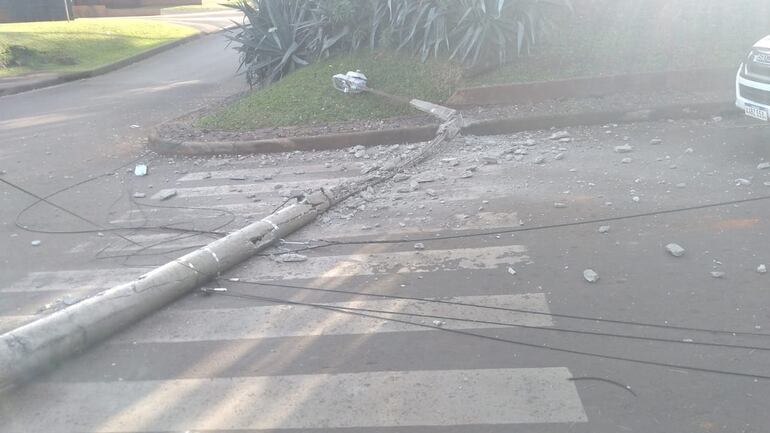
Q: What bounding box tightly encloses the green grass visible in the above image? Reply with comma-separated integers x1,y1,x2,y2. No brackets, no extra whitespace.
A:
0,18,197,77
199,52,463,130
161,0,239,13
469,0,770,85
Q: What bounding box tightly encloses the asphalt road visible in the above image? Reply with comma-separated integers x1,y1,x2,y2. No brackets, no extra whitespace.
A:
2,111,770,431
0,28,245,286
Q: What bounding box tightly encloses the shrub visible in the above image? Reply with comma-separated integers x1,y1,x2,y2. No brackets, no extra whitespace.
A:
227,0,571,86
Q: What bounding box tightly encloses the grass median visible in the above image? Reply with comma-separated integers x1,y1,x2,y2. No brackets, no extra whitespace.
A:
0,18,198,77
198,52,463,131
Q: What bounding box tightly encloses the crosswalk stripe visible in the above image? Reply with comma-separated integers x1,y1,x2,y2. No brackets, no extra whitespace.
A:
151,176,356,199
0,315,35,333
0,268,153,293
72,212,520,255
113,293,551,343
1,368,587,431
177,163,358,181
236,245,528,281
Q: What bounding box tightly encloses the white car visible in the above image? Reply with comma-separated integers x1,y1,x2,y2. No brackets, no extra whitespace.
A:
736,35,770,121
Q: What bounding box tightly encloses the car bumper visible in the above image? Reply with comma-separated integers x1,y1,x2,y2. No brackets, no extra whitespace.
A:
736,65,770,115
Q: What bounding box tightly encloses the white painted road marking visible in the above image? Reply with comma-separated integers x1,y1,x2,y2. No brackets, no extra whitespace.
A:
0,368,587,432
0,268,153,293
237,245,529,280
114,293,552,343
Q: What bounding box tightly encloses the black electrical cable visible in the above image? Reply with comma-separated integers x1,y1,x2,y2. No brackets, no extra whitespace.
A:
210,290,770,381
1,176,142,247
215,285,770,352
255,193,770,257
224,279,770,338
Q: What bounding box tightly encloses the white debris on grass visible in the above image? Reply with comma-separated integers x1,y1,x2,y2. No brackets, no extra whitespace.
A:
666,243,686,257
583,269,599,283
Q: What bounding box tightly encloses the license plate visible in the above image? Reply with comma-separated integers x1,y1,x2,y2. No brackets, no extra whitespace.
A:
745,105,769,121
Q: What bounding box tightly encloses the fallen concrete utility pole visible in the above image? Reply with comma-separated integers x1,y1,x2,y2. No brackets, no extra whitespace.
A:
0,99,462,392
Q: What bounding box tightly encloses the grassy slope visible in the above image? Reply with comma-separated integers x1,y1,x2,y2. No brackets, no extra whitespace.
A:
0,18,197,77
162,0,239,13
199,52,463,130
472,0,770,85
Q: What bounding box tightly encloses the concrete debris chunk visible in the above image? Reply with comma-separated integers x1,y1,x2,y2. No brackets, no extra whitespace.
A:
685,147,694,154
534,156,546,165
132,192,146,198
735,178,752,186
666,243,686,257
710,271,725,279
481,156,499,165
277,253,308,263
157,189,177,201
393,173,411,183
632,196,640,203
558,137,572,143
583,269,599,283
414,243,425,250
553,202,567,208
758,162,770,170
507,267,517,275
134,164,148,176
432,320,446,327
549,131,570,141
426,188,438,197
621,157,632,164
554,153,565,160
757,264,768,274
30,240,41,247
523,139,537,147
614,144,633,153
650,138,663,145
459,171,473,179
598,225,611,234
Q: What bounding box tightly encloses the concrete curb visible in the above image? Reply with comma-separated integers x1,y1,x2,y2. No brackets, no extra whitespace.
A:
448,67,736,106
150,100,736,155
0,189,334,391
462,101,737,136
0,32,207,98
148,124,440,155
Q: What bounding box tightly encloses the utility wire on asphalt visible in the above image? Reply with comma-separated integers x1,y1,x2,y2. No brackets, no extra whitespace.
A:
222,279,770,339
206,289,770,382
211,284,770,352
258,193,770,257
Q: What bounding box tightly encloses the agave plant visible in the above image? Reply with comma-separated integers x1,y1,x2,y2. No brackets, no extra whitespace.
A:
226,0,348,86
226,0,572,86
450,0,571,66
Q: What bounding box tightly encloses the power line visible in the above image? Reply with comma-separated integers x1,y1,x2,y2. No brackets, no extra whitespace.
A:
209,289,770,381
225,279,770,338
